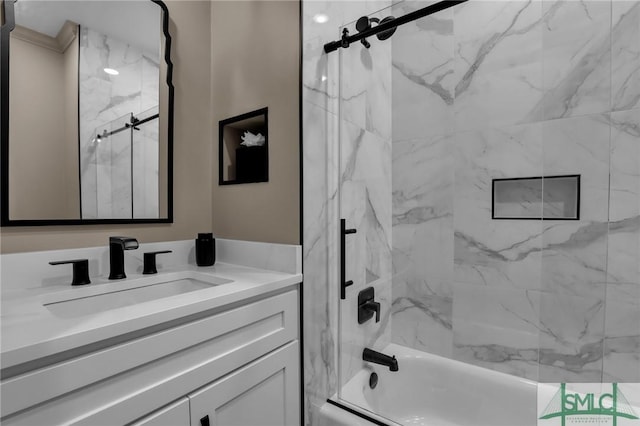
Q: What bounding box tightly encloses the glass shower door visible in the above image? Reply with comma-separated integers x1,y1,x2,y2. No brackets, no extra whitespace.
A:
336,4,396,422
87,112,133,219
332,0,640,425
82,107,160,219
132,106,160,219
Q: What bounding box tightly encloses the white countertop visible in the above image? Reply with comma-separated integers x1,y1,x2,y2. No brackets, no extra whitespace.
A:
1,262,302,370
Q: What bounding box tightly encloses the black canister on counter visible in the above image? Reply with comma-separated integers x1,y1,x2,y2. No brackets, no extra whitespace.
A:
195,233,216,266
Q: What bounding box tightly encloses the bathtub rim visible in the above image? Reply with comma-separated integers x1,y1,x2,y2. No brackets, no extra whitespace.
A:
329,342,540,426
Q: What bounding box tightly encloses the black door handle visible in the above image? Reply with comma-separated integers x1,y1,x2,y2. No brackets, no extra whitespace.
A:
200,414,210,426
340,219,357,299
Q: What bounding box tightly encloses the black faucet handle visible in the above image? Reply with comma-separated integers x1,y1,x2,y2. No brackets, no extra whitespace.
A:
358,287,381,324
143,250,172,275
366,301,381,323
49,259,91,286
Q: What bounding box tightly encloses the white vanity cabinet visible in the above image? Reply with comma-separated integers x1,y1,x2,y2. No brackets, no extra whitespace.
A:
188,341,299,426
0,286,300,426
131,342,299,426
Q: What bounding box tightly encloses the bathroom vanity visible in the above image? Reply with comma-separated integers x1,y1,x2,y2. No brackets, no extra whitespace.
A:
0,239,302,425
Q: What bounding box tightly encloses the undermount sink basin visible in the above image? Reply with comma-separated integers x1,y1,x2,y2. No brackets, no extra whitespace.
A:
44,275,232,318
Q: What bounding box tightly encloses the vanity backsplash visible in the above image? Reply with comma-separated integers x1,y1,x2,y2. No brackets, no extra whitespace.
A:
0,239,301,291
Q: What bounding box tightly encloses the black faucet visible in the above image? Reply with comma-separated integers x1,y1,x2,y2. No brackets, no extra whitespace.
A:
109,236,139,280
363,348,398,372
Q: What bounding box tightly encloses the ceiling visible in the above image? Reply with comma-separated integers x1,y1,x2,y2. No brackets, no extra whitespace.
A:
14,0,162,57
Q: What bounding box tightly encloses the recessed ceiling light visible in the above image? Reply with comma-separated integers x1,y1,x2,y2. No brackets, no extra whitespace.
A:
103,68,119,75
313,14,329,24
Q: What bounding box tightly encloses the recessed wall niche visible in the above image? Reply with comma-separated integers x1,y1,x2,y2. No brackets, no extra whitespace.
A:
219,108,268,185
492,175,580,220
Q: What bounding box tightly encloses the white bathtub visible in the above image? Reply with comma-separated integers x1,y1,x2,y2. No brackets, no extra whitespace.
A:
320,343,539,426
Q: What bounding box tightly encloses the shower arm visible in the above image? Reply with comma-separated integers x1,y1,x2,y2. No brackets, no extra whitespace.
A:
323,0,468,53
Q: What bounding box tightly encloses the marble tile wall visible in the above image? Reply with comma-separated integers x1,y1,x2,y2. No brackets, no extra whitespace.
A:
100,119,132,218
389,0,640,385
303,0,639,424
389,1,456,360
133,107,160,219
604,109,640,383
79,27,159,219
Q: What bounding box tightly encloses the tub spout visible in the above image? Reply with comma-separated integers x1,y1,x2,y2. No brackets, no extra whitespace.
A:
363,348,398,372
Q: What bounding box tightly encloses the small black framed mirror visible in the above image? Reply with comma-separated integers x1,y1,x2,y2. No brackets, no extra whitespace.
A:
219,108,268,185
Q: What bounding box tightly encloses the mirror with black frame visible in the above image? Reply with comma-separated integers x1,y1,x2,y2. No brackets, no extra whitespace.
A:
0,0,173,225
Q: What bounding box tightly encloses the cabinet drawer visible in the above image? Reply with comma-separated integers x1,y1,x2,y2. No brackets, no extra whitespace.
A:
189,341,299,426
1,288,298,425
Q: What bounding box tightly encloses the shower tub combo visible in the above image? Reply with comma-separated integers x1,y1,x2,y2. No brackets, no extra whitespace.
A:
308,0,640,424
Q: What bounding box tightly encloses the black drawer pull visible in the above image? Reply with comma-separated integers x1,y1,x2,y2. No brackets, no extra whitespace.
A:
200,414,210,426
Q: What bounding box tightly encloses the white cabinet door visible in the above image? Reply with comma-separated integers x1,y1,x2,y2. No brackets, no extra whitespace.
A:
188,341,299,426
129,398,190,426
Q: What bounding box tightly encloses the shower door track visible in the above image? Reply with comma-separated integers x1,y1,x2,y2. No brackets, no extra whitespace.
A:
326,399,391,426
324,0,468,53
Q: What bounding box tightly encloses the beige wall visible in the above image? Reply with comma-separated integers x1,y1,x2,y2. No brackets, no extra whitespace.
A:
8,33,79,219
1,0,302,253
210,1,300,245
1,1,213,253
